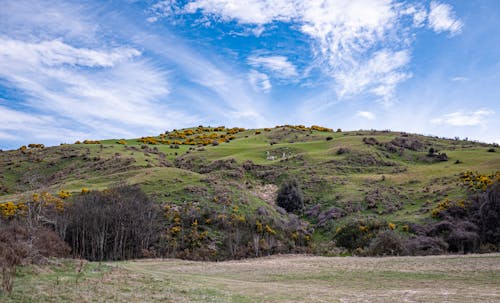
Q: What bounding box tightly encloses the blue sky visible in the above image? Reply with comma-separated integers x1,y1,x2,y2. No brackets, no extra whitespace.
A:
0,0,499,149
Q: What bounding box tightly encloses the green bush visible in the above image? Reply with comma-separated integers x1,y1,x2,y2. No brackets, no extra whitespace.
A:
334,217,385,251
276,178,304,213
367,230,406,256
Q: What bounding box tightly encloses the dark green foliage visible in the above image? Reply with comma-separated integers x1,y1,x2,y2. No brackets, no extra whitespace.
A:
334,217,385,251
367,230,406,256
336,147,350,155
276,178,304,213
470,181,500,246
420,181,500,253
161,203,311,260
404,236,448,256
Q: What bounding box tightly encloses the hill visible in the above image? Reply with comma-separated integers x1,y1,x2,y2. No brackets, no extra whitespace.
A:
1,125,499,260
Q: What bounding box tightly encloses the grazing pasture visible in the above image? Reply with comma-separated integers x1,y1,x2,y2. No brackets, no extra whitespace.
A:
4,254,499,303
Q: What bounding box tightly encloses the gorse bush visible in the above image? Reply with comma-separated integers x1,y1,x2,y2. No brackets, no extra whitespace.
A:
424,173,500,253
334,217,385,251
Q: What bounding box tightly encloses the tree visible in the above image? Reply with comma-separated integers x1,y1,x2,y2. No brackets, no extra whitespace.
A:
65,185,162,261
276,178,304,213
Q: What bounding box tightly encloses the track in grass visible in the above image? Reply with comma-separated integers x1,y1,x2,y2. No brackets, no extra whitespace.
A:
4,254,500,303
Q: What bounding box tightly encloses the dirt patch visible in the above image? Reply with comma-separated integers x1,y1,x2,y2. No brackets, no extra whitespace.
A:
252,184,279,204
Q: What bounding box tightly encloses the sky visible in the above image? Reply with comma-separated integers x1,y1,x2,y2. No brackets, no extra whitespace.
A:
0,0,499,149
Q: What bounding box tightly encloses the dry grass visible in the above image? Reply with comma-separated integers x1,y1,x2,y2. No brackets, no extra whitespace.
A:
4,254,499,302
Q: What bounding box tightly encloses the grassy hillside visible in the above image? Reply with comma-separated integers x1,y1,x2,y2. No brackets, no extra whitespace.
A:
1,125,499,257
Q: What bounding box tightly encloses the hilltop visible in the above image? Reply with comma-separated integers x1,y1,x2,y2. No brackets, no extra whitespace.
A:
1,125,499,261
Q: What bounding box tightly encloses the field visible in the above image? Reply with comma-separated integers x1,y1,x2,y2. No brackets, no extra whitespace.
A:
5,254,500,303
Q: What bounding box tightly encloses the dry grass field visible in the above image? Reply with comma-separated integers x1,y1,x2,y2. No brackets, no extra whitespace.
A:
4,254,500,303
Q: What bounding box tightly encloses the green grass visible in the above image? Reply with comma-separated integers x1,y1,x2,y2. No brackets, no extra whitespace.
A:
3,254,499,303
1,127,499,237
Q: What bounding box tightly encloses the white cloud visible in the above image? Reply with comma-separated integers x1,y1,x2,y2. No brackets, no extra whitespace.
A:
0,105,89,145
336,49,411,103
450,76,469,82
0,38,140,68
431,109,494,126
147,0,181,22
0,37,200,141
0,0,219,146
131,32,271,126
428,1,463,36
356,111,376,120
154,0,461,102
407,5,428,28
183,0,299,24
247,55,298,78
0,0,99,42
248,70,271,93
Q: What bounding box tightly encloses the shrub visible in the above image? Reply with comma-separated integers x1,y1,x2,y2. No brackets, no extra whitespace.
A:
0,225,28,294
471,181,500,246
57,190,71,199
0,224,69,294
336,147,350,155
334,217,385,251
28,143,45,149
276,178,304,214
404,236,448,256
367,230,406,256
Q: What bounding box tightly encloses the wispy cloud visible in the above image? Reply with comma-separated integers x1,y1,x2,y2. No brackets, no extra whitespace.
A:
155,0,463,103
336,50,411,103
431,109,494,127
0,0,276,149
247,55,298,79
450,76,469,82
356,111,376,120
0,37,189,132
428,1,463,36
130,32,271,126
0,1,203,147
147,0,181,23
0,38,140,68
248,70,271,93
0,105,88,144
0,0,99,42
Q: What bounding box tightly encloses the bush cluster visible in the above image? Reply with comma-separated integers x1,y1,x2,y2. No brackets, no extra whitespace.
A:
136,126,242,146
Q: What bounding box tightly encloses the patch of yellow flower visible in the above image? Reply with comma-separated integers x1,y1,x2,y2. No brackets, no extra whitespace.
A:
460,171,499,192
57,190,72,199
358,225,368,233
0,201,19,218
